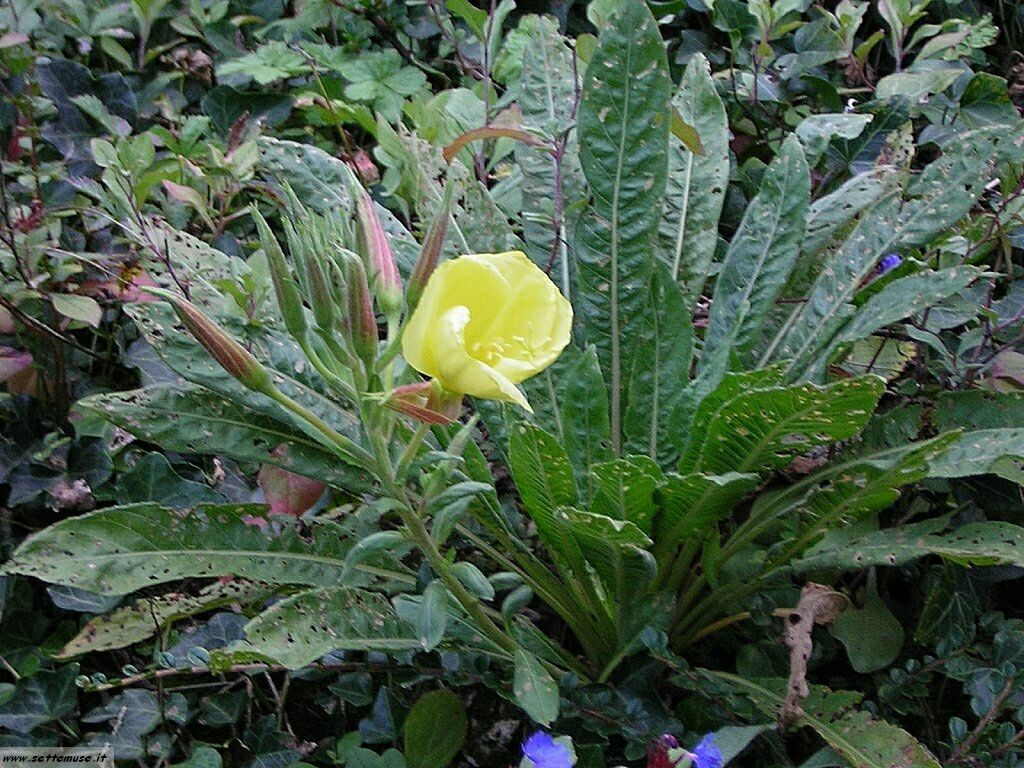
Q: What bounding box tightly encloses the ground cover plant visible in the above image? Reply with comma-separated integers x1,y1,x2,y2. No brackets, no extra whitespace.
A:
5,1,1024,766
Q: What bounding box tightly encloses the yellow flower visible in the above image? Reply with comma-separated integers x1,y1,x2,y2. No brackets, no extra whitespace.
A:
401,251,572,411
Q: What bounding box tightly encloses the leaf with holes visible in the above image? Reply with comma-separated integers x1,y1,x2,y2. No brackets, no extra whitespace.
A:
793,518,1024,572
679,376,885,476
589,455,663,534
513,649,559,725
57,580,272,658
660,54,729,310
233,587,419,668
516,15,583,284
698,135,810,380
77,385,373,492
574,0,671,454
927,428,1024,479
2,503,407,594
624,266,694,466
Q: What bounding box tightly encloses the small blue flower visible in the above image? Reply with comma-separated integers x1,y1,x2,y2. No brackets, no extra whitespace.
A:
690,733,722,768
522,731,572,768
876,253,902,275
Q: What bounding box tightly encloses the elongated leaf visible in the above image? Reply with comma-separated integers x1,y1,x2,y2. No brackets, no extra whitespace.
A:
235,587,419,668
559,507,656,610
750,434,960,571
799,171,895,264
896,126,1003,247
927,427,1024,478
417,581,449,651
127,302,362,450
800,266,982,380
517,16,583,288
574,0,671,454
57,580,271,658
509,423,578,522
680,376,884,476
699,135,810,380
652,472,760,565
508,424,586,574
767,195,902,368
703,672,941,768
660,54,728,310
3,503,407,594
589,456,663,534
793,518,1024,572
559,346,612,501
78,385,373,492
624,265,694,465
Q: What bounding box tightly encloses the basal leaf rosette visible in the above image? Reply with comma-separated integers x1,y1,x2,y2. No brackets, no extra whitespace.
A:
401,251,572,411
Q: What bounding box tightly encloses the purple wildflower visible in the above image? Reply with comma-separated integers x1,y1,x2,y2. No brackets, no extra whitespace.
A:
522,731,572,768
876,253,902,275
690,733,722,768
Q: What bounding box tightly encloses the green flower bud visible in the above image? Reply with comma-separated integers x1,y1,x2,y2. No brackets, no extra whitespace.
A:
252,207,307,340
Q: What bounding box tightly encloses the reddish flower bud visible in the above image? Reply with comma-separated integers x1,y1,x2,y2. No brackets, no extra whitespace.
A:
352,183,403,317
407,182,455,313
146,287,274,395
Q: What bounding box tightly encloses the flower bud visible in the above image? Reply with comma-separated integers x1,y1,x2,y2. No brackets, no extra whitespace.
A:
340,249,378,366
381,381,454,424
301,248,336,332
407,182,454,313
351,182,403,317
252,207,307,340
145,287,274,395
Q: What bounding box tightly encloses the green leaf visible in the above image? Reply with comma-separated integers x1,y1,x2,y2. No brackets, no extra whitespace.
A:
559,347,612,502
800,171,895,262
403,690,467,768
707,671,941,767
116,452,223,507
767,195,902,370
589,456,663,534
558,507,656,610
417,581,449,652
660,54,729,310
753,434,960,570
653,472,760,565
234,587,419,668
680,376,884,476
51,293,102,327
509,422,579,554
801,266,982,380
0,664,79,734
831,573,904,673
574,0,671,454
624,266,694,465
77,385,374,492
516,16,582,286
57,581,271,658
699,135,810,381
795,113,873,166
927,428,1024,478
793,518,1024,572
445,0,487,38
513,649,559,725
3,503,407,594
